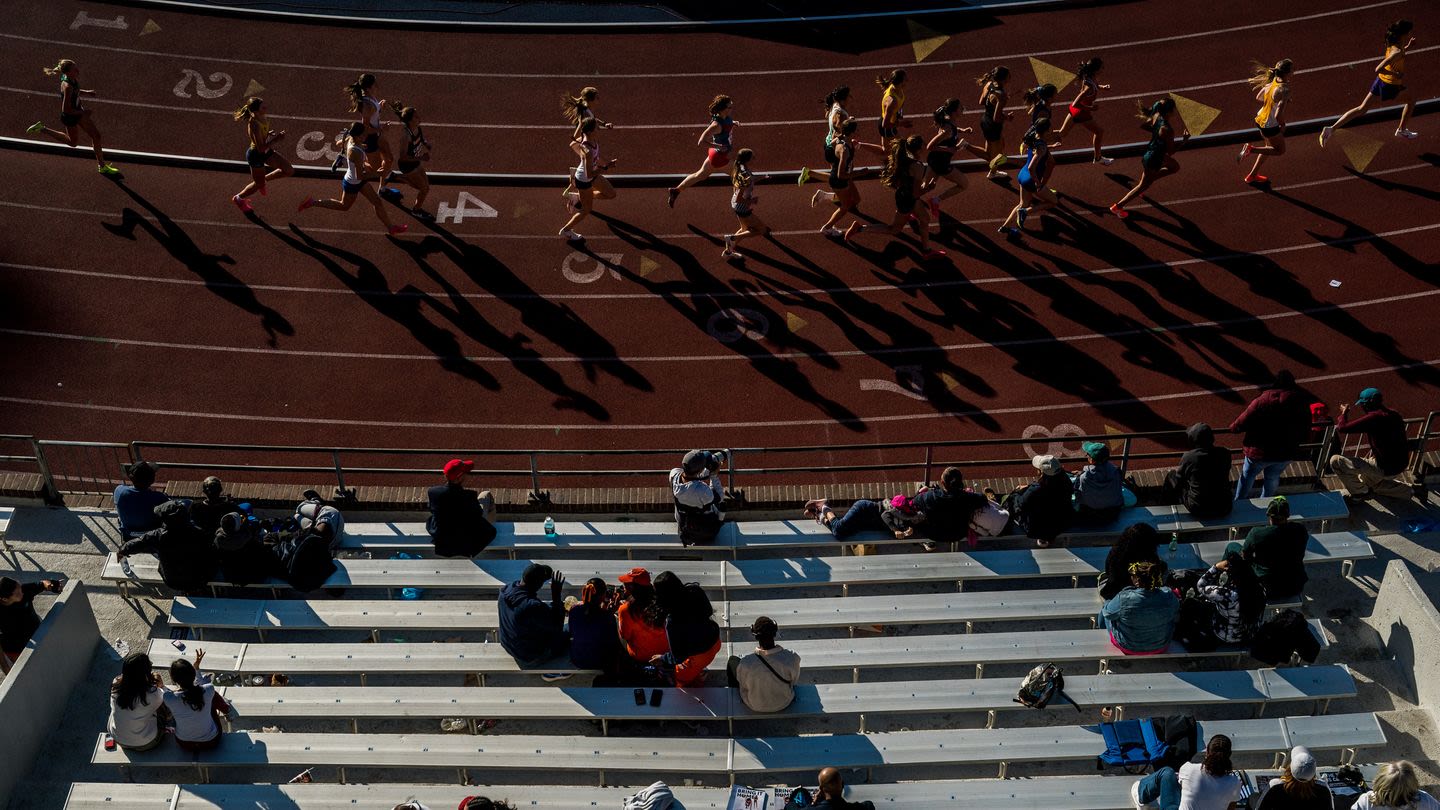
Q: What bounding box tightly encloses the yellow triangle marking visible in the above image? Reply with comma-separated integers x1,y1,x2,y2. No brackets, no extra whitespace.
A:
906,18,949,64
1027,57,1076,94
140,18,161,35
1333,129,1384,173
1103,424,1125,452
638,256,660,278
785,312,808,333
939,372,960,391
512,200,533,219
1167,93,1221,136
243,79,265,98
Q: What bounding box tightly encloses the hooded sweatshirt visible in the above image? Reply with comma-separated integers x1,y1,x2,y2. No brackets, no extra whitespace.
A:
497,581,567,663
1175,424,1235,519
1230,384,1310,461
1075,459,1123,512
118,501,218,592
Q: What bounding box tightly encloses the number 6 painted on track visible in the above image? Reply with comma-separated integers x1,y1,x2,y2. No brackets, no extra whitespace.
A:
173,69,233,100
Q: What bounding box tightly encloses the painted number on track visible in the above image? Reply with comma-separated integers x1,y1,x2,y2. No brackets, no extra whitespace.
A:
173,69,233,99
561,251,624,283
1021,424,1087,460
71,11,128,30
295,131,340,163
859,365,927,400
436,192,499,224
707,309,770,343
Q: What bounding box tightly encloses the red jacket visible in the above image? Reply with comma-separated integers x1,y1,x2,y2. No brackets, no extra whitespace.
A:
1230,386,1310,461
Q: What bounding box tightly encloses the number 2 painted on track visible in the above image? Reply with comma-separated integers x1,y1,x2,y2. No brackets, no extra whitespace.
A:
173,69,233,100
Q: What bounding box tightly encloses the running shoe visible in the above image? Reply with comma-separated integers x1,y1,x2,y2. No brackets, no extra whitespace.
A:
666,188,679,208
997,226,1021,237
821,226,843,238
1108,204,1128,220
796,166,811,186
560,229,583,241
986,169,1009,179
232,195,253,213
97,163,120,176
1244,174,1269,185
25,121,44,135
387,224,408,236
1396,128,1419,140
1237,143,1252,163
297,197,315,212
1318,126,1334,148
1094,156,1114,166
258,185,268,196
378,186,403,201
1017,207,1028,227
540,673,573,683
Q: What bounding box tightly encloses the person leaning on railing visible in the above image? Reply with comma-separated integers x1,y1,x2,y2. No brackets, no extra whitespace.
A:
1330,387,1415,502
1230,369,1311,501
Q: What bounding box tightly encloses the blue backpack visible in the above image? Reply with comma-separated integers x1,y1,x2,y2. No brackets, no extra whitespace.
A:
1097,719,1171,772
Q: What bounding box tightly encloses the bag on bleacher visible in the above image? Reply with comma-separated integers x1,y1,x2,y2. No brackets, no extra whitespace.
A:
969,497,1011,537
1320,765,1369,810
1014,662,1079,711
623,781,675,810
1249,609,1320,665
1173,593,1221,653
271,527,338,592
1097,715,1196,773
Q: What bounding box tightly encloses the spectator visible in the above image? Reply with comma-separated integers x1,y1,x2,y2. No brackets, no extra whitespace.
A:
1331,388,1414,501
162,649,230,752
568,577,622,673
651,571,721,688
107,652,169,752
1257,747,1334,810
1241,496,1309,598
113,461,170,538
1132,734,1240,810
1004,455,1075,547
1230,369,1310,500
671,450,726,546
1163,423,1234,520
1099,560,1179,654
1194,544,1266,645
117,501,218,593
805,495,926,544
0,576,64,674
616,568,669,666
812,767,875,810
729,616,802,713
213,512,277,587
426,459,499,558
457,799,517,810
1354,761,1439,810
912,466,988,550
497,564,569,673
295,490,345,554
189,476,238,535
1074,441,1124,525
1098,524,1162,601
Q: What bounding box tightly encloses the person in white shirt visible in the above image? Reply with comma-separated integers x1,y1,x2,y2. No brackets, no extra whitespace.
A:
1133,734,1241,810
670,450,726,546
107,652,168,751
1354,761,1440,810
728,617,803,713
161,649,230,752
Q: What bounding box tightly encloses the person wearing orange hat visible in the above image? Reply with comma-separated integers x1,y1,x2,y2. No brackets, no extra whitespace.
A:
426,459,497,558
615,567,669,666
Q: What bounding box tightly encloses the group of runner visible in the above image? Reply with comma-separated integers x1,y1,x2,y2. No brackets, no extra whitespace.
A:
24,19,1418,247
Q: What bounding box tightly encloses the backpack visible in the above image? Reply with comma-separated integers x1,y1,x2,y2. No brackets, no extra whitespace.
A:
1014,663,1079,711
1249,609,1320,665
1097,716,1195,773
272,528,337,592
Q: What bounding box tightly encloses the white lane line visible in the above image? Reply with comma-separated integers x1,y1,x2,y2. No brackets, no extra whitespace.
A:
0,0,1408,81
2,358,1435,431
4,283,1439,364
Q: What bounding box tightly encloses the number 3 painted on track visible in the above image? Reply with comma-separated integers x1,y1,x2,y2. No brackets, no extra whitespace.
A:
1022,423,1086,460
173,69,233,99
295,131,340,163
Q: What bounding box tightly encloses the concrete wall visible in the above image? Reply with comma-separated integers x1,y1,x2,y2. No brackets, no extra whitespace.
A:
1366,559,1440,716
0,580,100,809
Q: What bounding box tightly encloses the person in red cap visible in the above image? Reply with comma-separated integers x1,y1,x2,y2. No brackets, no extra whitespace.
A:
616,567,669,666
426,459,497,558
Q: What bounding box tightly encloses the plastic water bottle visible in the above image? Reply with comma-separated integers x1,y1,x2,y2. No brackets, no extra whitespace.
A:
543,516,556,537
1167,531,1179,560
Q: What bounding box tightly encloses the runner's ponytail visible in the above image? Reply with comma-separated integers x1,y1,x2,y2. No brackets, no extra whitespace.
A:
1384,19,1413,46
975,65,1009,87
1247,59,1293,89
342,73,376,113
43,59,75,77
1076,57,1103,79
731,148,753,188
875,69,906,89
933,97,962,124
233,96,262,122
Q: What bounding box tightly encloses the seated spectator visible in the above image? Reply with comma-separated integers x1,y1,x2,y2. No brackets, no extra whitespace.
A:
108,652,169,752
1132,734,1240,810
729,616,802,713
113,461,170,538
671,450,726,546
616,568,669,666
912,466,989,551
426,459,499,558
214,512,277,587
1100,560,1178,654
117,501,218,593
189,476,238,535
0,576,64,674
568,578,622,673
1074,441,1124,526
1098,524,1162,601
1331,388,1414,501
1194,544,1266,645
1354,761,1439,810
651,571,721,688
1241,496,1309,598
1163,423,1234,520
457,798,517,810
805,495,926,543
1257,746,1333,810
812,766,875,810
1004,455,1075,547
163,649,230,752
295,490,345,554
498,564,569,671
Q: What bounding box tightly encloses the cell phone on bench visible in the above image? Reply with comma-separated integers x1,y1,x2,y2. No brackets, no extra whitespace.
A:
650,688,663,707
633,688,646,706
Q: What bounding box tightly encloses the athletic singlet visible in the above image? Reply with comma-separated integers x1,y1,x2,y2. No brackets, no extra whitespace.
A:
1025,142,1051,176
882,84,905,125
574,137,599,182
1075,77,1099,110
825,102,847,146
249,119,271,150
1254,80,1287,128
1378,45,1405,84
403,123,429,159
361,95,381,128
935,121,960,151
834,138,855,178
342,141,366,185
731,165,755,210
1145,117,1174,156
981,83,1003,124
60,75,83,113
710,115,735,150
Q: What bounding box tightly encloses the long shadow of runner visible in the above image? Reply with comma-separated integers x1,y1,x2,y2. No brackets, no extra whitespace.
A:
98,178,293,347
252,218,501,390
1284,168,1440,284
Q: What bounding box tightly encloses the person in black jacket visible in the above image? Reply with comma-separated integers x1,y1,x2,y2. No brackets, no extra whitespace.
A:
117,500,218,593
1004,455,1075,547
213,512,278,586
1163,423,1235,519
811,767,875,810
188,476,238,535
912,466,986,551
497,564,569,674
426,459,498,558
1,576,64,673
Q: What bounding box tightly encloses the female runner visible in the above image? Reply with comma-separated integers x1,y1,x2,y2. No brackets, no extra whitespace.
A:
876,69,909,152
559,118,617,241
379,100,434,219
814,118,885,237
230,97,292,212
667,95,736,207
342,73,392,177
1320,19,1418,144
1025,84,1057,127
1110,99,1190,219
961,66,1013,179
1049,57,1113,164
922,98,973,219
26,59,118,175
1237,59,1292,185
797,85,850,186
998,120,1058,237
844,135,944,259
721,149,769,259
560,87,612,197
298,122,408,235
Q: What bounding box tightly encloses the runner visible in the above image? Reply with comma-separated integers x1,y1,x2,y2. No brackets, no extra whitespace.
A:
844,135,945,260
559,118,617,241
342,73,393,177
1049,57,1114,165
922,98,973,220
378,101,433,219
961,66,1014,179
667,95,737,207
230,97,292,213
998,120,1058,238
797,85,851,186
297,122,408,236
1237,59,1293,185
1110,99,1190,219
813,118,885,238
560,87,612,197
876,69,910,152
721,149,769,260
1025,84,1058,127
25,59,118,176
1320,19,1417,144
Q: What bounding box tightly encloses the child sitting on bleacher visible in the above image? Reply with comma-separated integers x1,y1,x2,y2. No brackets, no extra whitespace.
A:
1074,442,1124,526
107,652,169,752
162,649,230,752
1099,560,1178,655
1133,734,1240,810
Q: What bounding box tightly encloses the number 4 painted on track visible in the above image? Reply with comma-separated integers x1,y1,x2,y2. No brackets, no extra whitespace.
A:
436,192,498,224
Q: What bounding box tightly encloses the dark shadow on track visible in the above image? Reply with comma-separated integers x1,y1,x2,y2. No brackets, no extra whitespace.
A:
98,179,294,347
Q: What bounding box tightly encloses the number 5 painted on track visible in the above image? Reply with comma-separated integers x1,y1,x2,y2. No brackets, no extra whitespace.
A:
173,69,233,99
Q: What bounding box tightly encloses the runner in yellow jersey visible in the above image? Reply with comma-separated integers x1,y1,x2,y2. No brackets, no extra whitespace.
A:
1320,19,1417,146
876,69,910,152
230,96,292,213
1237,60,1292,185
